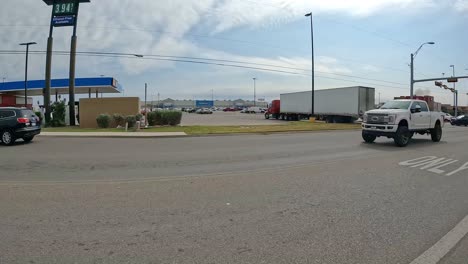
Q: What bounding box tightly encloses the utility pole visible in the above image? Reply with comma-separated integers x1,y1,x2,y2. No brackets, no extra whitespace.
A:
68,1,81,126
20,42,36,108
44,1,54,125
253,78,256,107
379,92,381,104
144,83,147,113
305,12,315,116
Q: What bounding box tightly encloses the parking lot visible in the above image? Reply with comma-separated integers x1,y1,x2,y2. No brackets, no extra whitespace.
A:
180,111,285,126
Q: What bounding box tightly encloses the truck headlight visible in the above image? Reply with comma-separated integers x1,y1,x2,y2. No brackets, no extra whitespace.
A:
387,115,396,124
363,114,368,122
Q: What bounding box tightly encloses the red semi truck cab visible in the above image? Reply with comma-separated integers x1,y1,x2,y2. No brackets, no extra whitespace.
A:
265,100,281,119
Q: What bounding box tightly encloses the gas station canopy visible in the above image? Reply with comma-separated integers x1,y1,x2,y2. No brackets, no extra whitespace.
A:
0,77,122,96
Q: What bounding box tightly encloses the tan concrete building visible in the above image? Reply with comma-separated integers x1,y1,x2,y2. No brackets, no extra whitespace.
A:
79,97,140,128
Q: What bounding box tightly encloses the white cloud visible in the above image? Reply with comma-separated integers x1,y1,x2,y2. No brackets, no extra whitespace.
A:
209,0,437,33
0,0,443,81
361,65,381,73
454,0,468,11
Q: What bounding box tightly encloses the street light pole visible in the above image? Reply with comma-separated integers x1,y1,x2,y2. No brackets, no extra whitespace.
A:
410,42,435,99
305,12,315,116
144,83,148,126
450,65,457,117
20,42,37,108
253,78,256,107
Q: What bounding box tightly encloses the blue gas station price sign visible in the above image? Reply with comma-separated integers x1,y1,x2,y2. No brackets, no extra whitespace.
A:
52,15,75,27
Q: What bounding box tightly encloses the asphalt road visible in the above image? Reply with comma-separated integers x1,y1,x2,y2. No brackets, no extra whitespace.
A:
1,126,468,263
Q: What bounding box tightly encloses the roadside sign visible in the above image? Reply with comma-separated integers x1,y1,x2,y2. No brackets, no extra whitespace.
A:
196,100,214,108
52,15,75,27
447,78,458,83
53,2,77,15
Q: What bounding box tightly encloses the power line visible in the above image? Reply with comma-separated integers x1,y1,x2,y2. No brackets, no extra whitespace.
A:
0,49,445,93
0,49,418,86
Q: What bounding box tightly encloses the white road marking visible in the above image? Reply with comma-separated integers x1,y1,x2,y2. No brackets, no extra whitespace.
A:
410,215,468,264
446,162,468,176
399,156,467,176
427,160,459,174
399,156,437,166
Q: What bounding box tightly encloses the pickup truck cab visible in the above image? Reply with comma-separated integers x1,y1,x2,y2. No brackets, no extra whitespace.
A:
362,99,444,147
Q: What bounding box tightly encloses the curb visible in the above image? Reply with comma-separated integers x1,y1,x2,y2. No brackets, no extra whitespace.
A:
185,128,362,138
38,132,188,139
38,135,189,139
38,129,360,139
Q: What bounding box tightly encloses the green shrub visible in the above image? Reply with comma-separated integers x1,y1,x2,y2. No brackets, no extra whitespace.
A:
96,114,111,128
125,115,137,128
34,111,43,122
136,113,143,122
147,110,182,126
112,114,125,127
50,101,66,127
147,111,159,126
164,111,182,126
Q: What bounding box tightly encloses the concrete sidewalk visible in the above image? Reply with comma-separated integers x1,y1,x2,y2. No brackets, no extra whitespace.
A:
39,132,187,138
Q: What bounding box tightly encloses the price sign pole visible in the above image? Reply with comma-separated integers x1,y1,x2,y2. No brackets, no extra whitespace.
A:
42,0,90,126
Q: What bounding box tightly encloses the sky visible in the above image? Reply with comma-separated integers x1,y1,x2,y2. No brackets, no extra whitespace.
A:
0,0,468,105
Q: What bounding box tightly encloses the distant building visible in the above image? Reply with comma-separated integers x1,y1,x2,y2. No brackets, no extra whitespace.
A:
441,104,468,115
141,98,268,109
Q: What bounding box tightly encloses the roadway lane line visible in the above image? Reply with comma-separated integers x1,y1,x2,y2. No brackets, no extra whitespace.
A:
410,215,468,264
0,155,374,186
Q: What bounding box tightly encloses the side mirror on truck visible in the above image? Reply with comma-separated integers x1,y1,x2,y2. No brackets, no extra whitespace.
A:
411,105,422,113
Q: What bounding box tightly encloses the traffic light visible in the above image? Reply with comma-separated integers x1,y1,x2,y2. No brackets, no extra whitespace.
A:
435,81,443,87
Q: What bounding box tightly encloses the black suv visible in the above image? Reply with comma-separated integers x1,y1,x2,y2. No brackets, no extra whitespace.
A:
0,107,41,146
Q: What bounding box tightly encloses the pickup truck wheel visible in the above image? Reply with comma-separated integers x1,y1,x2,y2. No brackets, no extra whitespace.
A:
394,126,411,147
362,131,376,143
431,123,442,142
1,130,16,146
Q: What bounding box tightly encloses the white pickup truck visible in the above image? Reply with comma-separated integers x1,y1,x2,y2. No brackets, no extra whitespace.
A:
362,99,445,147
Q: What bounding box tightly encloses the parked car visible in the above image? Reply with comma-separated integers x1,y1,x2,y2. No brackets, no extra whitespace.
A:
223,107,237,112
0,107,41,146
451,115,468,126
186,108,197,113
443,113,452,122
196,108,213,114
248,107,265,113
240,108,249,113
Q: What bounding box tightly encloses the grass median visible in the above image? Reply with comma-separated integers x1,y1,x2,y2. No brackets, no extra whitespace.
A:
43,122,361,135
